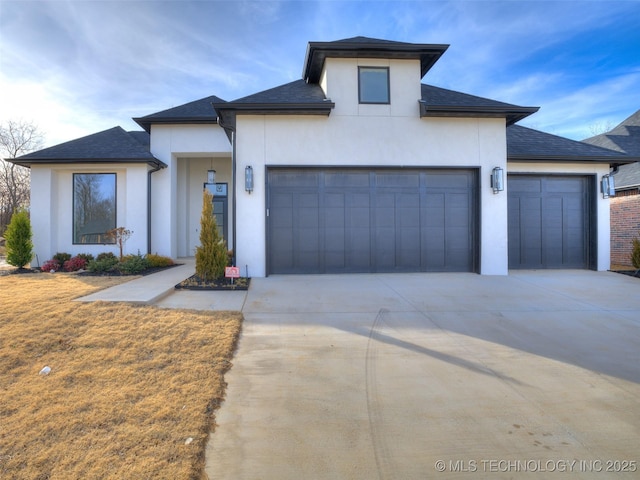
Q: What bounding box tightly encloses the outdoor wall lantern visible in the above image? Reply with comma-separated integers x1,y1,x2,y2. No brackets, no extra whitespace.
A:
245,165,254,193
207,169,216,185
601,174,615,198
491,166,504,194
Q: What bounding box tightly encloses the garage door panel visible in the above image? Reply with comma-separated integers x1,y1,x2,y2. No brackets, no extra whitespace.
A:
508,175,590,269
269,168,477,274
325,171,369,187
510,177,542,193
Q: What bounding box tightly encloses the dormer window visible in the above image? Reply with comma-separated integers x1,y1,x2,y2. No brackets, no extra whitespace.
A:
358,67,390,104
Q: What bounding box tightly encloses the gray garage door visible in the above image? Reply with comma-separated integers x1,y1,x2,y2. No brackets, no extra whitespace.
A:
508,175,593,269
267,168,478,274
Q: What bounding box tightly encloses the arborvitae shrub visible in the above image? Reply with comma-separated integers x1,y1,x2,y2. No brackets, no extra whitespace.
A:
4,210,33,268
195,190,227,281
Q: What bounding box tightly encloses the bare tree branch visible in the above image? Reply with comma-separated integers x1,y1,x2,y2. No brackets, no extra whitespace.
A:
0,120,45,232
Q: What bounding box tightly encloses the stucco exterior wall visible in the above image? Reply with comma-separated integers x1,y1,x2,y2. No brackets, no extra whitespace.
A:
235,114,508,276
507,162,612,271
30,163,149,264
149,124,231,258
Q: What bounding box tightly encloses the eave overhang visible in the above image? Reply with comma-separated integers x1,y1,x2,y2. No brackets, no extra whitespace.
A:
304,41,449,83
212,101,335,138
507,154,639,166
9,157,167,169
419,101,540,126
133,117,218,133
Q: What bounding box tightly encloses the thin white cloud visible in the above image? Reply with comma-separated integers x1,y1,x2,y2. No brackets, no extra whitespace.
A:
1,0,639,147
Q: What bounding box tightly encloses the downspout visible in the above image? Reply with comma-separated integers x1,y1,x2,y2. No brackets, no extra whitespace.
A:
231,130,237,265
147,162,163,255
216,111,237,265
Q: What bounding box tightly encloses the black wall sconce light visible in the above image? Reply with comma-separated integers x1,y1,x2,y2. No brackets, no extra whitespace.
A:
491,167,504,194
245,166,254,193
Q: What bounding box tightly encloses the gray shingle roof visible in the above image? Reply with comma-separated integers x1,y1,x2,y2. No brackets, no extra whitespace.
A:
10,127,165,168
420,84,539,125
582,110,640,189
133,95,225,132
582,110,640,155
613,162,640,189
507,125,637,163
212,80,334,134
303,36,449,83
231,79,329,105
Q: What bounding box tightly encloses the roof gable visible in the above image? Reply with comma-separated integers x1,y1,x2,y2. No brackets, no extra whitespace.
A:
303,36,448,83
134,95,225,132
582,109,640,156
11,127,165,168
582,109,640,188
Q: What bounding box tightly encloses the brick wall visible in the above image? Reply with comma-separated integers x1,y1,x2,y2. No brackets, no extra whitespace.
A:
610,190,640,266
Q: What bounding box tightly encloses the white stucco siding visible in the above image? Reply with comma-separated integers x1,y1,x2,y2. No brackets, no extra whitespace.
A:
29,166,54,264
323,58,422,118
30,164,150,264
234,114,508,276
508,162,612,271
149,124,232,258
176,157,233,257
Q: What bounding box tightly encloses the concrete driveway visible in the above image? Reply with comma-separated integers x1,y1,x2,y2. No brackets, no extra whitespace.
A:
204,271,640,479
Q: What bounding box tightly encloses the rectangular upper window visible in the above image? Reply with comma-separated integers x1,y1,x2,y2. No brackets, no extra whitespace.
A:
358,67,390,104
73,173,116,244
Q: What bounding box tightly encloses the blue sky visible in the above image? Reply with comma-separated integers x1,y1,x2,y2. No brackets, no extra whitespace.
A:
1,0,639,148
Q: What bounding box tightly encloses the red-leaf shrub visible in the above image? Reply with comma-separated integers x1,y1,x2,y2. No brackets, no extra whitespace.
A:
63,256,88,272
41,259,61,272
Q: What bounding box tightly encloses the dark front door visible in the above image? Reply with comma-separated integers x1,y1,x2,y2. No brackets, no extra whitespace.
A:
267,168,478,274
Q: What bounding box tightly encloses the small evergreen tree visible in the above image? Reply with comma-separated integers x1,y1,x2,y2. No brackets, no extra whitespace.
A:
195,189,227,281
4,209,33,268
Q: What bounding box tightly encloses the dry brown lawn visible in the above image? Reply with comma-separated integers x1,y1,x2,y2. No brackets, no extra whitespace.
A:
0,273,242,479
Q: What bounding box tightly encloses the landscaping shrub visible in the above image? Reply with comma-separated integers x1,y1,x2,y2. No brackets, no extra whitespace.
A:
118,252,149,275
4,210,34,268
41,259,61,273
76,253,94,263
52,252,71,266
631,236,640,270
88,255,119,273
63,256,88,272
146,253,174,268
96,252,117,262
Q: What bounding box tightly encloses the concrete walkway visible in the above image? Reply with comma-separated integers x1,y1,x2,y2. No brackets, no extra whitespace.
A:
77,268,640,478
205,271,640,479
77,258,248,310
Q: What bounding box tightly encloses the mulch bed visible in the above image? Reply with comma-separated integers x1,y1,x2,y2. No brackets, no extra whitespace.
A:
76,264,182,277
175,275,251,291
0,264,181,277
0,267,41,276
612,269,640,278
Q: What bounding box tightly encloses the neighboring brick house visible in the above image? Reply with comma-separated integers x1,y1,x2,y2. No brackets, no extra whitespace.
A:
584,110,640,267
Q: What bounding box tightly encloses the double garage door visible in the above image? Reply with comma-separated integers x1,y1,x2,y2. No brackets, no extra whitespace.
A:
508,175,594,269
267,168,478,274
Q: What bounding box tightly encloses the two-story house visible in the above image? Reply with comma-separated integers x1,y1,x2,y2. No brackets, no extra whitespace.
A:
12,37,636,276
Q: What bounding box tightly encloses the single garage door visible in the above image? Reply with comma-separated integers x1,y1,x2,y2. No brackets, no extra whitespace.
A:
508,175,593,269
267,168,478,274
